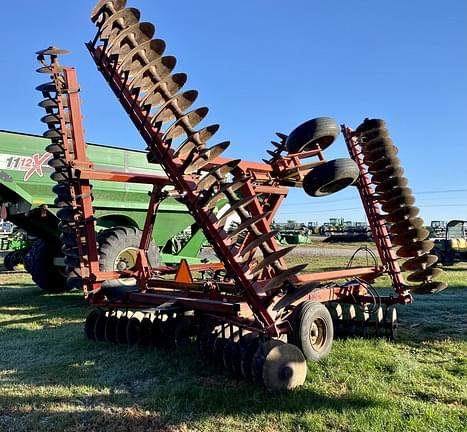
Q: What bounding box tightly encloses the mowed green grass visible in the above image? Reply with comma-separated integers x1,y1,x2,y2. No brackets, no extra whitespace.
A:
0,254,466,432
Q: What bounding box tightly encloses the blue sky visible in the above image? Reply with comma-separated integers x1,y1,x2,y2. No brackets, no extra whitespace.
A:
2,0,466,224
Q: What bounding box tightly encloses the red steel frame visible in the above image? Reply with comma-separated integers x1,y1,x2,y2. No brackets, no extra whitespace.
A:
46,49,411,338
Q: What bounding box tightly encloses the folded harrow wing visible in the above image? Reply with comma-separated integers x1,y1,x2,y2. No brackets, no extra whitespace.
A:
34,0,447,391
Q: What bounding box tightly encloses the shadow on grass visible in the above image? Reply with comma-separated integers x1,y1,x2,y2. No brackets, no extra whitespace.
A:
0,317,380,430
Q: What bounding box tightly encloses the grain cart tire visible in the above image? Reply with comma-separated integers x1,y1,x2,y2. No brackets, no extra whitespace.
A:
292,301,333,361
303,158,359,197
97,226,160,294
24,240,69,292
286,117,340,153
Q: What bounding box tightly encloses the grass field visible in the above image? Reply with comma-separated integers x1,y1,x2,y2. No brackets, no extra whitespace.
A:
0,253,466,432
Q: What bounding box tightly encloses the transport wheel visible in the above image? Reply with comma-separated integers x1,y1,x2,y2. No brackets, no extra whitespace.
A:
24,239,69,292
84,309,102,340
303,158,359,197
285,117,340,154
97,226,160,290
292,301,334,361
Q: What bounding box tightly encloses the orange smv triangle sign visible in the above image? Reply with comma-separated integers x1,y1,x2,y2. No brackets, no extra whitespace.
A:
175,259,193,284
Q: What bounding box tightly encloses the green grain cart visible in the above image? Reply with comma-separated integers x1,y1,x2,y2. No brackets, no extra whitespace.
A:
0,130,205,291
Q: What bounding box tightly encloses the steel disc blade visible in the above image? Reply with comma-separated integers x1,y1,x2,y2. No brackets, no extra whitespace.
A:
239,230,279,257
99,7,140,40
93,312,108,342
203,180,246,210
401,254,439,271
163,107,209,142
379,186,413,203
250,246,295,275
251,339,283,384
36,82,58,94
174,124,220,159
48,157,67,169
150,90,198,126
367,156,394,174
105,315,119,343
392,227,430,245
381,194,416,213
384,206,420,223
116,315,130,344
410,281,448,294
36,46,70,56
363,136,394,153
371,166,405,184
91,0,127,23
262,342,307,392
107,23,155,58
140,73,187,108
263,264,308,292
118,39,166,75
240,335,260,380
272,282,320,311
183,141,229,173
84,309,102,340
130,56,177,92
389,217,424,235
41,113,70,125
356,118,386,133
126,316,141,345
375,176,409,194
196,159,241,191
227,211,272,238
217,195,256,227
407,267,443,283
361,128,389,141
396,240,434,258
364,145,399,164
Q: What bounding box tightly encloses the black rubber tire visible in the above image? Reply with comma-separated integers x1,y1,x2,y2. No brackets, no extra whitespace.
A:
97,226,160,292
303,158,359,197
291,301,333,361
286,117,339,154
24,240,69,292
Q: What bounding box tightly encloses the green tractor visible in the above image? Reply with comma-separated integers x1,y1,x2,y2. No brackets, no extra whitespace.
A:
431,220,467,265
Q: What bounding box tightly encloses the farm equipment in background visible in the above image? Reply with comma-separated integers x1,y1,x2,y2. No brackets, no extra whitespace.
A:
1,226,33,271
319,218,371,242
319,217,345,236
32,0,447,392
429,220,447,239
431,220,467,265
272,220,312,244
325,221,371,242
0,130,208,289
